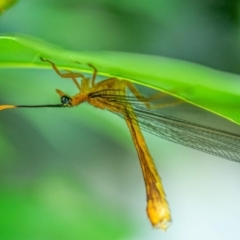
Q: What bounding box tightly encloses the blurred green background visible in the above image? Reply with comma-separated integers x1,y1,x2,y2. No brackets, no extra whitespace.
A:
1,0,240,240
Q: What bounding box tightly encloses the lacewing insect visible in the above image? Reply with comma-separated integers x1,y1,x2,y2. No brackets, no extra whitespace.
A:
1,58,240,230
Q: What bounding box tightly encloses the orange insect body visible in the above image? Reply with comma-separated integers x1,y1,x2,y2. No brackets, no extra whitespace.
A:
53,60,171,230
0,58,171,230
2,58,240,230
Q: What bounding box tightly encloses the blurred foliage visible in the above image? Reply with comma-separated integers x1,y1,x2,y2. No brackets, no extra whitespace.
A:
0,178,133,240
1,0,240,240
0,0,18,14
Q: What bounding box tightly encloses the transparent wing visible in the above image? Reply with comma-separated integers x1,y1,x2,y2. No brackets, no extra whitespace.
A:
131,106,240,162
90,90,240,162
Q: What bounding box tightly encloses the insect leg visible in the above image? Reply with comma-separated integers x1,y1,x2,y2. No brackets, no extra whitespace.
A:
87,64,98,87
40,57,84,91
126,82,183,109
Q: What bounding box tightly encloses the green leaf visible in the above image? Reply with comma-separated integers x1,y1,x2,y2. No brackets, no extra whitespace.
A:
1,35,240,124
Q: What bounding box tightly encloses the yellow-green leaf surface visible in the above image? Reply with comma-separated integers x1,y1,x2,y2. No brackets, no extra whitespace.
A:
0,0,18,13
1,35,240,124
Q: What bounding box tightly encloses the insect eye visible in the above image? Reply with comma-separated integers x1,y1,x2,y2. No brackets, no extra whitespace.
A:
61,96,72,106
